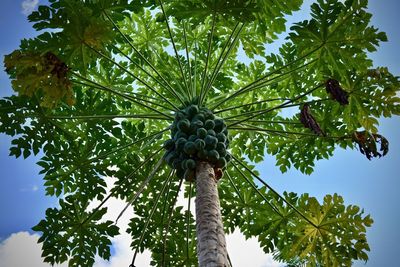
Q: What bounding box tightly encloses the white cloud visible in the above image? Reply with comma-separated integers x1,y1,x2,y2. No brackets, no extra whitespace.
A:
226,230,283,267
0,231,66,267
92,194,152,267
20,184,39,192
94,232,151,267
21,0,39,16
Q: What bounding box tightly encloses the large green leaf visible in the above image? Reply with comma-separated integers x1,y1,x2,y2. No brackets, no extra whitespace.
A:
32,195,119,266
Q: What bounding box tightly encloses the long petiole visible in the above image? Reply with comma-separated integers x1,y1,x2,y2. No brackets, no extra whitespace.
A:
229,125,321,138
225,171,245,204
87,129,168,165
211,44,324,110
237,59,317,96
158,0,190,97
225,97,329,121
44,127,167,183
131,168,174,266
232,123,348,140
116,156,165,224
182,21,194,100
227,254,234,267
160,177,175,232
162,178,184,266
71,73,174,120
47,114,170,121
231,154,319,228
214,97,291,114
103,11,186,106
80,146,165,226
227,84,324,127
73,78,174,112
225,119,302,125
150,48,189,100
186,182,193,266
230,160,282,216
202,23,244,105
199,11,217,104
111,44,184,105
85,43,179,110
194,42,198,97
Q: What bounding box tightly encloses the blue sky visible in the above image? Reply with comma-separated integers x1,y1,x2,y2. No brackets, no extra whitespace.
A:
0,0,399,266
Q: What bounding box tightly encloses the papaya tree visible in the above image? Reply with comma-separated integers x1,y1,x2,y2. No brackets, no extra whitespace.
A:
1,0,399,266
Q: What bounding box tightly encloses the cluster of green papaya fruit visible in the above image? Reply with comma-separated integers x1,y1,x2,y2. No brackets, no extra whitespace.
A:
163,104,231,181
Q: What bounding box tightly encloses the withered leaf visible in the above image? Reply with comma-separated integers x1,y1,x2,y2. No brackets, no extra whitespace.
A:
300,104,325,136
353,131,389,160
325,78,349,105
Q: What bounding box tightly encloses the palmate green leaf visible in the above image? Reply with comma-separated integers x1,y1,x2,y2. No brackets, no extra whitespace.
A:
272,193,373,266
220,159,372,266
0,95,81,161
289,0,387,80
32,194,119,266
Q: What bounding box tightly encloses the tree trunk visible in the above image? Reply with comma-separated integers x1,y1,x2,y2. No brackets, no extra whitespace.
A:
195,161,228,267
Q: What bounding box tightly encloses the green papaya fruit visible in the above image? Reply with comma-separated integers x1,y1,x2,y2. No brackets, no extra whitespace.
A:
184,141,196,155
175,137,187,151
197,128,207,138
207,129,216,136
194,139,206,150
204,119,215,130
185,159,196,169
205,135,218,147
191,120,203,128
187,104,199,117
175,111,186,121
203,110,215,120
164,150,177,166
216,132,226,143
197,149,207,160
193,113,205,122
176,167,185,179
178,119,190,132
207,150,220,163
214,118,225,132
172,158,182,169
188,135,197,142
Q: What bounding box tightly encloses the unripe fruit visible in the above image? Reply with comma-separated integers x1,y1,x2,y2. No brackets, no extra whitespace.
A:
197,128,207,138
178,119,190,132
204,120,215,130
186,159,196,169
184,141,196,155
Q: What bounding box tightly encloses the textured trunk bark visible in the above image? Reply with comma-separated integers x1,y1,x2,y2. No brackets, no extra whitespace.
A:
195,161,228,267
